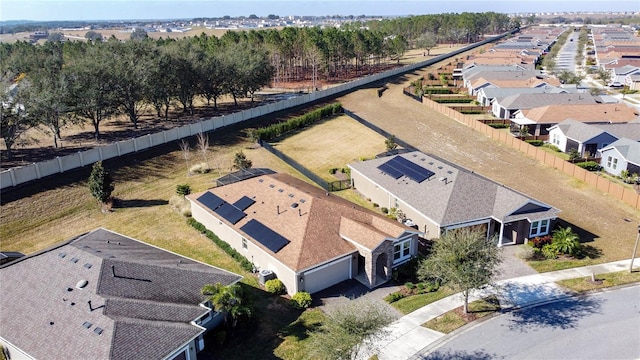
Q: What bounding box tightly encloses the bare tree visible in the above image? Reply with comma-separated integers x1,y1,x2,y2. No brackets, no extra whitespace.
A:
196,132,210,165
178,139,191,176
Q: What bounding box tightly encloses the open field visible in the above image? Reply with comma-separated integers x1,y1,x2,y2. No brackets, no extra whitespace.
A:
269,114,387,181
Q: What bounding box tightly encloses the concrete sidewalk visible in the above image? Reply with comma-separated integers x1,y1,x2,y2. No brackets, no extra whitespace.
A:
362,258,640,360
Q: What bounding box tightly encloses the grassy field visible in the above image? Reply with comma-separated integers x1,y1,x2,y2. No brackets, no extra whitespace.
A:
391,287,456,315
269,115,387,182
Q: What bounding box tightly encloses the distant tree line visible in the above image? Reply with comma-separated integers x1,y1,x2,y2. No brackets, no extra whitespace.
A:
0,12,518,159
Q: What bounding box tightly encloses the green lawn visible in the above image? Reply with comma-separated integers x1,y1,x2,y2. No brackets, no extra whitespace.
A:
391,287,456,315
557,270,640,292
422,296,501,334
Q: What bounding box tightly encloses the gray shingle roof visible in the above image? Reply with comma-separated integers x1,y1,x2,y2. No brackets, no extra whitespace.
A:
496,93,597,110
549,119,616,143
602,138,640,165
349,152,559,228
480,86,572,100
0,228,242,360
595,123,640,141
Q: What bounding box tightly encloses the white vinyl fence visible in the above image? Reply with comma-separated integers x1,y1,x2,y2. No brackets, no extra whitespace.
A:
0,32,510,190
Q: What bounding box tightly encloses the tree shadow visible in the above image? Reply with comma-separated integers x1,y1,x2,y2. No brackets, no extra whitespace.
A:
507,294,603,331
112,198,168,208
420,349,503,360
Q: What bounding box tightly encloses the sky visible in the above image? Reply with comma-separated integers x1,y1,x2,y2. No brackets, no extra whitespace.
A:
1,0,638,22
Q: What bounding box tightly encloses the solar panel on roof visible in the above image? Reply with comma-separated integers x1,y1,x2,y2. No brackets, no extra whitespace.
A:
377,156,434,183
197,192,225,211
240,219,290,253
233,196,256,211
214,203,247,225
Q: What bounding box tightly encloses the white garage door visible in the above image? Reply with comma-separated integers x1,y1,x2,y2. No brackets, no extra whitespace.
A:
303,256,352,294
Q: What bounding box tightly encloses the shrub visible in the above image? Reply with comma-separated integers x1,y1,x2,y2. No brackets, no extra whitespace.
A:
189,162,211,174
176,184,191,197
381,207,389,214
526,140,544,146
576,161,602,171
405,282,416,290
372,203,379,208
264,279,286,295
329,168,338,175
488,123,510,129
541,243,558,259
551,226,581,256
256,103,342,141
341,167,350,176
460,110,484,114
543,143,561,152
385,292,406,303
187,218,254,272
416,282,426,291
529,235,552,249
169,195,191,217
291,292,312,309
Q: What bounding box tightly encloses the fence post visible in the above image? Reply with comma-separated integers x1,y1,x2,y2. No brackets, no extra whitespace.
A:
34,163,41,179
9,168,16,186
78,151,84,167
57,156,63,173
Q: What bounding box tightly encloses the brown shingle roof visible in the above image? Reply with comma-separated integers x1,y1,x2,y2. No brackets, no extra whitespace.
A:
190,173,412,271
521,103,639,124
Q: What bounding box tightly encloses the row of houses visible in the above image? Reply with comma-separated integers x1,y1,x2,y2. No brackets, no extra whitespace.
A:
456,25,640,177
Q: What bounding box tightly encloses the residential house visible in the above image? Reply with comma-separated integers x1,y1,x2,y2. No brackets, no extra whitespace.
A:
599,138,640,177
188,173,420,296
511,103,638,137
0,228,242,360
476,86,573,106
348,151,560,246
609,64,640,86
547,119,619,157
491,93,597,119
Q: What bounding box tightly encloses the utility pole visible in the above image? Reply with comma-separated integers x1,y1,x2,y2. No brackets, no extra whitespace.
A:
630,225,640,273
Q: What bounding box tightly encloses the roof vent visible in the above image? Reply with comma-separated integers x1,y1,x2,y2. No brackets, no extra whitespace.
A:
94,327,104,335
291,203,299,209
83,321,92,329
84,263,92,269
58,253,66,259
76,279,89,289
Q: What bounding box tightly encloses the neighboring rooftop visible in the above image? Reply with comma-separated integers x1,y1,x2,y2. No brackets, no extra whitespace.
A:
0,228,242,360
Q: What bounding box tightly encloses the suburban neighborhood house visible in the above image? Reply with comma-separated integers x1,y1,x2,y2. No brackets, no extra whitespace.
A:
348,151,561,247
598,138,640,177
0,228,242,360
548,120,640,158
511,102,639,137
188,173,421,296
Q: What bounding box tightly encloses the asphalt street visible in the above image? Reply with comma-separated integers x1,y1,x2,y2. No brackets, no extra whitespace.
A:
419,284,640,360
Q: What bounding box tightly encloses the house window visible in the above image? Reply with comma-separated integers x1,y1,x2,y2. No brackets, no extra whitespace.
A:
242,238,248,250
607,156,613,168
393,238,412,264
530,219,550,237
552,133,559,145
612,158,617,170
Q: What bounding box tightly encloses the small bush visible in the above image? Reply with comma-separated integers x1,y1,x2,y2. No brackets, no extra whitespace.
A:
543,143,561,152
541,243,558,259
529,235,552,249
176,184,191,197
372,203,379,208
385,292,406,303
265,279,286,295
169,195,192,217
187,218,254,272
416,282,426,291
576,161,602,171
405,282,416,290
381,207,389,214
488,123,510,129
291,292,312,309
460,110,484,114
190,162,211,174
526,140,544,146
329,168,338,175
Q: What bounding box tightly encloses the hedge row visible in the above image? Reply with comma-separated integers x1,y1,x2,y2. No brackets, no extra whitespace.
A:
423,88,453,94
256,102,343,141
187,217,254,272
432,98,474,104
487,123,510,129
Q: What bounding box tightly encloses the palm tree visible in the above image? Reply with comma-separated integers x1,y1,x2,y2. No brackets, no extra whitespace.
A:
551,226,581,256
202,283,252,328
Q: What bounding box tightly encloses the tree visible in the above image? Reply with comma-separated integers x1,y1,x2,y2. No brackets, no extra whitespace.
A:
84,31,103,42
88,161,114,206
201,283,252,329
551,226,581,256
233,150,252,170
178,139,191,176
0,78,38,159
416,32,437,55
417,227,502,313
130,28,148,41
385,135,398,152
307,297,393,360
196,132,210,165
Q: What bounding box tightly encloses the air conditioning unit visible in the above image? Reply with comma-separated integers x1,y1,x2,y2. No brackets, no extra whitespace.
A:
258,269,276,285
